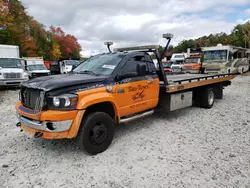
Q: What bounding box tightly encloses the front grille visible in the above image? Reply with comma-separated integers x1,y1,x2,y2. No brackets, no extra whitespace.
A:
3,73,21,79
21,87,44,110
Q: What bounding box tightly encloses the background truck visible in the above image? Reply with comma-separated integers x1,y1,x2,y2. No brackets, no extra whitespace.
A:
170,53,187,73
59,59,80,74
16,34,236,155
182,48,204,74
22,57,50,79
0,44,29,87
49,59,80,74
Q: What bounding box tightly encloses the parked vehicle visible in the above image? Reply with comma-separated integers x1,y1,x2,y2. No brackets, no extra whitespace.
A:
161,60,173,73
22,57,50,79
16,34,236,155
49,61,60,74
170,53,187,73
182,48,203,74
202,44,250,74
0,44,28,87
59,60,80,74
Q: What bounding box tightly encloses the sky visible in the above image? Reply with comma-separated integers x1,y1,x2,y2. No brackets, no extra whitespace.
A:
21,0,250,57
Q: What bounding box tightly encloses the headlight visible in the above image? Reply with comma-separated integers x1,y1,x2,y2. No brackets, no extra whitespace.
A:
47,94,78,110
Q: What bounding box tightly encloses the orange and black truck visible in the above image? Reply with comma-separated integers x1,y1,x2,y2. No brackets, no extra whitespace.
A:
15,34,236,154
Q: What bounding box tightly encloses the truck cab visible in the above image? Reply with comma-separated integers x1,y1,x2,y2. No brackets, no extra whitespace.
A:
23,57,50,79
0,45,29,87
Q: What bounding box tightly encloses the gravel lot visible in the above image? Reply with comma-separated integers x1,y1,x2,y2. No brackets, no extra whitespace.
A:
0,73,250,188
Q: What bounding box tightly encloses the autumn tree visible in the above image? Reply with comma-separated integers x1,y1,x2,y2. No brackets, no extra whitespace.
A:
0,0,82,60
49,26,81,59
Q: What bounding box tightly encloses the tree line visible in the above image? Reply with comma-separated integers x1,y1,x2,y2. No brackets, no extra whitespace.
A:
0,0,81,60
171,21,250,53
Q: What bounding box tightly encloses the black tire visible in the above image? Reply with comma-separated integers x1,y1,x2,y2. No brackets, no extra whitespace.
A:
77,112,115,155
201,87,215,109
200,68,205,74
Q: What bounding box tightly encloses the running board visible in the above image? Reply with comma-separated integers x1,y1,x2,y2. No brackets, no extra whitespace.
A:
119,110,154,124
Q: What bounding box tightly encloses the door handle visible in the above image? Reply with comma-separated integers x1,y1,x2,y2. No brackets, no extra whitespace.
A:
147,79,154,84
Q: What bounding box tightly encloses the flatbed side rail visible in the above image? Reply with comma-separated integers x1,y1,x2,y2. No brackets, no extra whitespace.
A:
166,73,237,93
171,73,238,84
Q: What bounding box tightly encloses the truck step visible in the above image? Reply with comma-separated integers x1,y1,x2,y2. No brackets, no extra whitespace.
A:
119,110,154,124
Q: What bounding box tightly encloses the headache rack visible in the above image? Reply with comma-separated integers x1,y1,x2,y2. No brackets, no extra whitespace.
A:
112,33,174,87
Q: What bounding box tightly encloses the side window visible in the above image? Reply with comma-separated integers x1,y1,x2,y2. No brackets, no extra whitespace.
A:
121,61,148,74
121,55,149,76
145,55,157,74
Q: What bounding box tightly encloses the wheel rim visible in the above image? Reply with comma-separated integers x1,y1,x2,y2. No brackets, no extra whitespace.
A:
208,90,214,106
89,122,108,145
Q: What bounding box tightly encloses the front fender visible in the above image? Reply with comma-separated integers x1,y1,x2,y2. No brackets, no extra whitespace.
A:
76,92,120,118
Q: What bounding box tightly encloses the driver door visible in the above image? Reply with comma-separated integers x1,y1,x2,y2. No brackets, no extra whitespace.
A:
114,54,159,117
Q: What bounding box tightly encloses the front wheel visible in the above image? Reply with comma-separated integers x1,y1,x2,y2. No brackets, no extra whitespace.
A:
77,112,115,155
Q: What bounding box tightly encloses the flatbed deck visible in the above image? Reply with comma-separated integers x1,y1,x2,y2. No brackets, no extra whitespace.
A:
161,73,236,93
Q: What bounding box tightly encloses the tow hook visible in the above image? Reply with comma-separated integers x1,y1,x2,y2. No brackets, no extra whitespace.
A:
16,122,21,127
34,132,43,138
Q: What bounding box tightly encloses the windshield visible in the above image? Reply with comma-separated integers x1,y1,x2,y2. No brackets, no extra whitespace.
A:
64,60,80,66
203,50,228,62
174,55,184,59
0,58,22,68
73,53,125,76
162,62,172,68
185,58,200,64
173,60,183,64
28,64,47,71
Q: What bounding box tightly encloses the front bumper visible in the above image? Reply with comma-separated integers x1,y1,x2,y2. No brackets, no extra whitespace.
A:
16,102,85,139
0,78,28,86
17,114,73,132
183,69,200,74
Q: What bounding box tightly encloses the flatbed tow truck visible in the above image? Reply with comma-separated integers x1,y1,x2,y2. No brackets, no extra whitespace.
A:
15,34,236,154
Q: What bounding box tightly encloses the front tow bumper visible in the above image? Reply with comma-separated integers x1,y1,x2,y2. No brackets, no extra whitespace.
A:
17,115,73,132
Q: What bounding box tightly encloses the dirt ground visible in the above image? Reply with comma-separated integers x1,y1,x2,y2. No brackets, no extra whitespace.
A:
0,74,250,188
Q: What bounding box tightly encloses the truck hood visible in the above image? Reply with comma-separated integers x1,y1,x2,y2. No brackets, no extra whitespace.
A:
21,73,107,91
0,68,24,73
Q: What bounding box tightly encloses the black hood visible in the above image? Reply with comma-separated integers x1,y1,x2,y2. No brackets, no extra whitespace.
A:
21,73,107,91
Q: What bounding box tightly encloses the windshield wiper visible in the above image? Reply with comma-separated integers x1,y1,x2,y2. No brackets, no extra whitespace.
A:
77,70,99,76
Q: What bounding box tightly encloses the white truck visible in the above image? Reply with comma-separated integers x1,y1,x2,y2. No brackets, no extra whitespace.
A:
0,44,29,87
59,60,80,74
22,57,50,79
170,53,187,73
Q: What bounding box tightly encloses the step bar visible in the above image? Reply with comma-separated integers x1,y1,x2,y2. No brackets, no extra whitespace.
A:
119,110,154,124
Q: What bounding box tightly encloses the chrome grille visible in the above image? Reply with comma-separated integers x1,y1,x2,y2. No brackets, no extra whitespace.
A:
3,73,21,79
21,87,44,111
